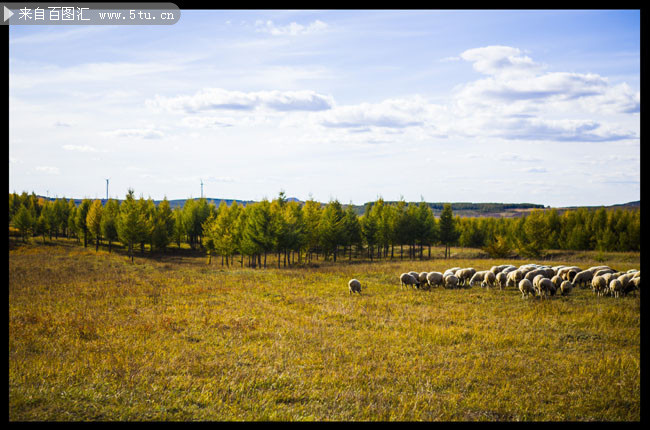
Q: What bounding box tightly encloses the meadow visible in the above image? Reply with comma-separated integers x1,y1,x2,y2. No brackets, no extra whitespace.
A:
9,239,640,421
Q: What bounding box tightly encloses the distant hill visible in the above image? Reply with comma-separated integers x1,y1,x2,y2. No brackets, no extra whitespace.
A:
33,195,639,218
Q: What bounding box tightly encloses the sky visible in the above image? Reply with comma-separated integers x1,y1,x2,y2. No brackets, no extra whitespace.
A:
8,9,640,207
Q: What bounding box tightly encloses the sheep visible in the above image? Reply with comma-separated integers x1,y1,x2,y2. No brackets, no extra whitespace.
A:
572,270,594,289
566,270,578,282
481,271,496,288
495,272,508,290
558,266,581,280
348,279,362,295
627,269,639,274
443,267,461,278
469,270,487,288
591,276,608,296
455,268,476,287
408,271,421,287
609,278,624,298
490,264,515,275
537,278,554,299
519,279,535,299
625,277,640,296
400,273,419,290
506,269,524,289
616,273,635,290
594,268,615,278
633,271,641,279
445,274,459,289
418,272,429,290
560,280,573,296
551,275,563,292
524,268,547,283
501,266,518,276
426,271,444,289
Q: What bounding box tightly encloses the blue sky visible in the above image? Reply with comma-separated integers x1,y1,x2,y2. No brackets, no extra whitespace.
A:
9,9,640,207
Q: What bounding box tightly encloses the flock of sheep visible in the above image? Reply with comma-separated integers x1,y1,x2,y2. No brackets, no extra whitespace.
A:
348,264,640,299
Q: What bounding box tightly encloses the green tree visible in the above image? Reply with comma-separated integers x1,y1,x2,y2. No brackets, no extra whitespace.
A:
318,199,345,262
117,189,146,262
438,203,457,259
101,199,120,253
75,199,92,248
13,206,33,242
86,199,104,251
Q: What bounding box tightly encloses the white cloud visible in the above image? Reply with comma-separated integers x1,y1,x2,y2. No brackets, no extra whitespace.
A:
62,144,98,152
255,19,328,36
104,128,164,139
460,45,543,77
35,166,60,175
146,88,334,114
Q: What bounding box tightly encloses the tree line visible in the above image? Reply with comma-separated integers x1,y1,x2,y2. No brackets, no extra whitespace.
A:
8,190,640,266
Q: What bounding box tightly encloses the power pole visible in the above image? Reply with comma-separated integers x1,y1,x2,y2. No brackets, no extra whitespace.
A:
105,178,110,201
200,178,204,199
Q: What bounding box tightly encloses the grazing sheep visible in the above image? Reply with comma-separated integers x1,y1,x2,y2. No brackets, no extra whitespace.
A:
633,271,641,279
627,269,639,274
418,272,429,290
469,270,487,287
400,273,419,290
537,278,554,299
443,267,461,278
625,277,640,296
481,271,496,288
591,275,608,296
455,268,476,287
551,275,563,292
408,271,421,287
566,270,578,282
594,268,615,278
501,266,518,276
426,272,444,289
560,280,574,296
532,274,545,289
572,270,594,289
506,269,524,289
616,273,635,290
524,268,547,283
495,272,508,290
558,266,581,281
519,279,535,299
609,278,624,298
348,279,362,295
445,275,459,289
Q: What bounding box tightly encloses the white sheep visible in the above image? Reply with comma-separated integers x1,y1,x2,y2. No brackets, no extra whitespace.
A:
481,271,496,288
348,279,362,295
591,275,607,296
572,270,594,289
609,278,623,298
506,269,524,289
551,275,563,292
560,280,573,296
417,272,429,290
625,276,640,295
537,278,554,299
455,268,476,287
495,272,508,290
445,274,459,289
408,271,421,287
469,270,487,287
443,267,461,278
594,268,615,277
400,273,419,289
519,279,535,299
426,272,444,289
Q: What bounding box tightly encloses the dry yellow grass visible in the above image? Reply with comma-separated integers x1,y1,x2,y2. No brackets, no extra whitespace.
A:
9,240,640,421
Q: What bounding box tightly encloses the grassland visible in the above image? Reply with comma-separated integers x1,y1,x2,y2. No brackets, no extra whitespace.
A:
9,239,640,421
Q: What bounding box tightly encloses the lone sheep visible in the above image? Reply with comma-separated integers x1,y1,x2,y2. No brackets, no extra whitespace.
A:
348,279,362,295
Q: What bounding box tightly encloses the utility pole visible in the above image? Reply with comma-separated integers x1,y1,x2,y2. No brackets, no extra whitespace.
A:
200,178,204,199
105,178,110,201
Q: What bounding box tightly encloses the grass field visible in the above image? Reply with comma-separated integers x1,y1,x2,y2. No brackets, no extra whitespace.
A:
9,239,640,421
